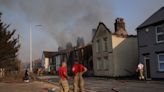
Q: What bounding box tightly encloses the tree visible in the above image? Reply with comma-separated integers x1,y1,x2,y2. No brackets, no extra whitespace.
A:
0,12,20,70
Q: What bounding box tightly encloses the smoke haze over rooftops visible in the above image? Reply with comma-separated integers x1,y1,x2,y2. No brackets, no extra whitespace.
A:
0,0,163,62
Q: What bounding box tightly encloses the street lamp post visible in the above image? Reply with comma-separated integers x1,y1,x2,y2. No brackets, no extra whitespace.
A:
30,24,33,73
29,24,43,73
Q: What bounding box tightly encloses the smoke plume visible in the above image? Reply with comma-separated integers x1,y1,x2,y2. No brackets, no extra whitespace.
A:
0,0,115,61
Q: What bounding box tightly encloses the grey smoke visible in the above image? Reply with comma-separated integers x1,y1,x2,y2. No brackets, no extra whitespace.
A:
4,0,114,45
0,0,115,61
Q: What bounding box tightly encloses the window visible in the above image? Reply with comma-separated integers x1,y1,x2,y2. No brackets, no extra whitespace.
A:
97,57,109,71
157,54,164,71
96,40,101,52
96,58,101,70
104,56,109,70
103,37,108,52
101,59,105,70
156,26,164,43
96,59,100,70
99,59,104,70
97,57,107,70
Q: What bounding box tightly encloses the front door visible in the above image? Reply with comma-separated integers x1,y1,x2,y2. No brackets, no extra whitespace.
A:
144,57,151,80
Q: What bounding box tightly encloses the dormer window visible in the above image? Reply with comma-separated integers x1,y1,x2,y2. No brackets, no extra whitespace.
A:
156,26,164,43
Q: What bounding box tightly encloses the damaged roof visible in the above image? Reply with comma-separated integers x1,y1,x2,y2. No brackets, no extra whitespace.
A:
43,51,57,57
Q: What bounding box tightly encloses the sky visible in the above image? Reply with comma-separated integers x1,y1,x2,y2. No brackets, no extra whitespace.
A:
0,0,164,62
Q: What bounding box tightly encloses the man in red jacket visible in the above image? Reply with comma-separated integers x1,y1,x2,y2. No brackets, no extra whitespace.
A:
59,61,69,92
72,60,87,92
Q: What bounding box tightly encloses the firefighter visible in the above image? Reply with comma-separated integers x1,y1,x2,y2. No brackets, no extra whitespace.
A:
72,60,87,92
59,61,69,92
136,63,145,80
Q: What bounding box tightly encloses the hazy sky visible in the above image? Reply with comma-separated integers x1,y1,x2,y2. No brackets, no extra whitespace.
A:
0,0,164,62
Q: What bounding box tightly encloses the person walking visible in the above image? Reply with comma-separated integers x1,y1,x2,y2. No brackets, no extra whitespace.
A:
136,63,145,80
59,60,69,92
72,60,87,92
23,69,29,83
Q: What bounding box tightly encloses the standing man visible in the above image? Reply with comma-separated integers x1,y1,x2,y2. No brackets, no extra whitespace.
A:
59,60,69,92
72,60,87,92
136,62,145,80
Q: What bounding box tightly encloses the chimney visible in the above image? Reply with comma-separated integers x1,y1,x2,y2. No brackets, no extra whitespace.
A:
114,18,128,37
77,37,85,48
92,29,96,37
58,46,64,51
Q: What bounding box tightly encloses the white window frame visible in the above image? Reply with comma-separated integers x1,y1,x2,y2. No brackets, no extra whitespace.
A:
156,26,164,43
157,53,164,71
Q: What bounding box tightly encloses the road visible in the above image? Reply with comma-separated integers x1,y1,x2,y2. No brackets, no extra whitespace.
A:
37,75,164,92
1,76,164,92
0,81,59,92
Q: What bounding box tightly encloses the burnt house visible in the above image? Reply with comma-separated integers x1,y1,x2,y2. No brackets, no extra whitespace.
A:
54,51,67,74
42,51,57,73
66,44,93,76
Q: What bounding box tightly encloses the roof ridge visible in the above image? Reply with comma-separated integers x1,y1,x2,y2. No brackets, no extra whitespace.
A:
137,7,164,30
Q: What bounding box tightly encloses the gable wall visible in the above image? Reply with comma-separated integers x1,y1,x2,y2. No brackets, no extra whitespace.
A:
112,35,138,76
92,24,113,76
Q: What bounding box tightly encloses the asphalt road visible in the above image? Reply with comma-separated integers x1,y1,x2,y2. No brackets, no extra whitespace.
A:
37,75,164,92
0,81,59,92
1,76,164,92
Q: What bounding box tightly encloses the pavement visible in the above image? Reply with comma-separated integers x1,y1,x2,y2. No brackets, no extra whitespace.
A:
37,75,164,92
